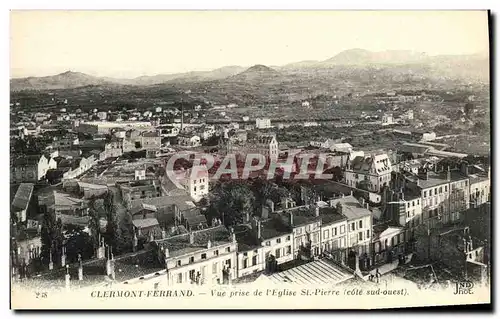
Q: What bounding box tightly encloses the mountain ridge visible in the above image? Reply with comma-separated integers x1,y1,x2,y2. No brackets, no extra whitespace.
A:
10,49,488,91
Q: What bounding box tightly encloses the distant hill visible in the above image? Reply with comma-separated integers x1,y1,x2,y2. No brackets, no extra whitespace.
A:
324,49,429,65
10,71,114,91
228,64,281,82
10,49,489,91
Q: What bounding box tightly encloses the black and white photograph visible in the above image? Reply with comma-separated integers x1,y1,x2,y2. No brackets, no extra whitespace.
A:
8,10,491,309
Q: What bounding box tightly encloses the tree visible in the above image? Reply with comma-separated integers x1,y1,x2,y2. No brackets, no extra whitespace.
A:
103,192,118,251
87,196,100,252
40,210,64,267
464,102,475,118
208,181,255,227
64,225,94,263
115,211,134,255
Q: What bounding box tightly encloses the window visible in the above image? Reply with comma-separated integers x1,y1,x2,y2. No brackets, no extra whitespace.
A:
296,228,302,235
417,199,420,205
439,187,442,194
189,257,194,264
445,185,448,192
214,250,219,256
424,191,427,198
340,225,346,234
276,238,282,244
212,263,217,274
324,230,329,239
434,189,437,195
177,260,182,266
358,232,363,241
189,269,195,280
286,235,291,241
201,253,206,260
252,255,257,266
226,247,231,253
412,201,415,207
200,185,205,190
276,249,281,258
333,228,337,236
177,273,183,283
226,259,231,267
359,220,363,228
194,186,197,192
265,241,271,246
407,211,410,218
286,246,291,255
407,202,410,208
366,230,370,238
350,223,355,231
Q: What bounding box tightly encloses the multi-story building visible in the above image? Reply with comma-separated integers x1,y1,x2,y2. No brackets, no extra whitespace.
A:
152,225,238,285
227,133,279,162
318,203,348,263
255,118,271,129
345,153,392,192
11,154,57,183
118,179,162,208
11,183,34,223
177,166,209,202
329,195,372,270
235,215,293,278
284,206,322,259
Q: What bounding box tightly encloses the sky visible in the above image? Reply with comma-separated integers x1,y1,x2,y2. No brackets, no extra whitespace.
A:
10,10,490,79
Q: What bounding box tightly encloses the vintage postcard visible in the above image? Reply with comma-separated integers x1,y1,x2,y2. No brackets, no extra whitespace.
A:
10,10,491,310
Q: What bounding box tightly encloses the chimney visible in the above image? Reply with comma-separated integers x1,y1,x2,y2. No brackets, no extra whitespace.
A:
189,232,195,244
289,212,294,226
150,231,155,242
65,265,71,290
207,240,212,249
360,198,365,207
447,167,451,181
161,230,166,239
256,220,262,240
342,193,345,198
261,206,269,219
48,251,54,270
246,211,251,223
78,256,83,281
232,230,236,243
350,190,353,196
315,205,320,217
365,203,369,210
132,233,138,252
164,246,170,259
61,246,66,267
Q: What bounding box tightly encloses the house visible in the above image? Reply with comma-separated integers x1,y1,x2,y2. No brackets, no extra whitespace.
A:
235,214,294,278
381,113,394,126
328,195,373,271
11,154,57,183
318,202,348,263
77,182,109,199
173,165,209,202
345,153,392,192
131,206,162,241
152,225,238,285
225,133,279,162
11,183,34,223
371,223,406,266
177,133,201,148
309,138,341,149
255,118,271,129
429,227,488,283
284,206,322,259
118,179,162,208
330,143,353,153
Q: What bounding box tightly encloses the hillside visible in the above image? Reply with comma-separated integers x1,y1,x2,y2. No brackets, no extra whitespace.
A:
10,71,114,91
228,64,281,83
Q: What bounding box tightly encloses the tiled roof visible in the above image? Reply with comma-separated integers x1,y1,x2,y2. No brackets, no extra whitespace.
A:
259,259,354,285
154,225,232,258
328,195,371,220
132,218,160,229
12,183,34,212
